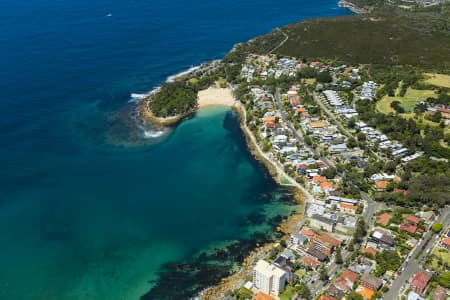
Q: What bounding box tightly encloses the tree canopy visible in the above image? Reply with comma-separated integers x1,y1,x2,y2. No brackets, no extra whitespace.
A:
150,81,197,117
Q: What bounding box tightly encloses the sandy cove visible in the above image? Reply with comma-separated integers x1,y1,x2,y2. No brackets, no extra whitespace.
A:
197,86,238,108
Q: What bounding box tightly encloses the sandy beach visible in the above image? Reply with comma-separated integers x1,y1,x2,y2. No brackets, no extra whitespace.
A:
197,87,237,108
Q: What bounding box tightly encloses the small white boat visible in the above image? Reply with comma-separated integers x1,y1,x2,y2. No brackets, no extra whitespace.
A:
106,13,112,17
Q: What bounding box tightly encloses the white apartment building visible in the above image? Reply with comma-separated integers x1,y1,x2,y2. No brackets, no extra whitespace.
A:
253,259,287,296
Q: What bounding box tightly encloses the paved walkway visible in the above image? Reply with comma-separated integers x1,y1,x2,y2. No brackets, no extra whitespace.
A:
237,102,315,203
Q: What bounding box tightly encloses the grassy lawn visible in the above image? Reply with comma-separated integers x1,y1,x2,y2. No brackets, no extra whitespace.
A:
304,78,316,85
426,247,450,272
422,73,450,88
401,113,450,135
377,87,437,114
280,175,292,185
295,268,307,278
280,285,296,300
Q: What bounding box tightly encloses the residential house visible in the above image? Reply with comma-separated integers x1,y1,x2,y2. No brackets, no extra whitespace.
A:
407,291,425,300
371,228,395,248
400,223,418,234
405,215,421,226
326,284,345,299
253,292,276,300
310,214,334,232
374,180,388,191
410,271,431,295
333,269,358,294
356,285,376,300
290,232,309,246
349,256,377,274
377,213,392,226
307,247,328,262
418,211,435,224
361,273,382,291
440,237,450,250
308,121,327,132
310,233,340,257
253,260,287,296
361,246,377,258
302,255,320,270
318,295,336,300
300,228,317,239
339,203,358,215
433,286,449,300
328,144,347,154
437,107,450,119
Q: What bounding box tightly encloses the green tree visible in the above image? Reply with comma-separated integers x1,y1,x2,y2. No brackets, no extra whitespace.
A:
316,71,332,83
295,283,311,299
438,271,450,288
335,247,343,264
319,266,328,281
348,291,364,300
432,223,443,233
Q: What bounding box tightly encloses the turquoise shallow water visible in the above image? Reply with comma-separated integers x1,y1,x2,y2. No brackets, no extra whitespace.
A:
0,107,298,299
0,0,349,298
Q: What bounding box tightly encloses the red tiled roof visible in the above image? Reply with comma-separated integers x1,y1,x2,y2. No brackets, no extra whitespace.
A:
318,295,336,300
375,180,388,189
340,203,358,211
254,292,276,300
442,237,450,246
341,269,359,283
411,272,431,291
312,176,327,183
394,188,407,196
310,122,326,128
377,213,392,226
303,256,320,268
318,233,341,247
406,215,421,225
433,286,448,300
400,223,417,234
321,181,336,191
334,277,352,292
437,107,450,114
361,247,377,258
300,228,316,239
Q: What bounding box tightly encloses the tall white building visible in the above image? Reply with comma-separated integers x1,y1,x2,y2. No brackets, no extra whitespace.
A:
253,259,287,296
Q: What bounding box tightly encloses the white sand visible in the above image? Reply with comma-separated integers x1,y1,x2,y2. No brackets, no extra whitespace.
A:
197,87,237,108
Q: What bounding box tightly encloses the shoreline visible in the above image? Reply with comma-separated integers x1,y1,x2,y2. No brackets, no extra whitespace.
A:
197,86,238,108
338,0,368,14
197,96,311,299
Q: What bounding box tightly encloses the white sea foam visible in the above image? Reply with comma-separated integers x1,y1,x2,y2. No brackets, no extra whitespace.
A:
143,129,165,138
128,87,161,103
166,65,201,83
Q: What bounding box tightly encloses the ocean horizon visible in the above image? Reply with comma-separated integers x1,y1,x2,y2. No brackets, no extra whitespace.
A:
0,0,350,298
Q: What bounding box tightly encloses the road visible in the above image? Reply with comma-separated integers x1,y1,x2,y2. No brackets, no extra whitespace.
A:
312,92,352,139
237,101,315,203
312,92,384,162
384,207,450,299
274,88,335,169
274,87,380,296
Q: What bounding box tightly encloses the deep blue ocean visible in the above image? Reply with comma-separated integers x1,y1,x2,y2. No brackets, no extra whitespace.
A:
0,1,349,299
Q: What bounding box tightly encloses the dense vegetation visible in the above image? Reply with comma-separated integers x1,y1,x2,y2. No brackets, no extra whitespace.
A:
356,99,450,159
274,5,450,71
149,82,198,117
